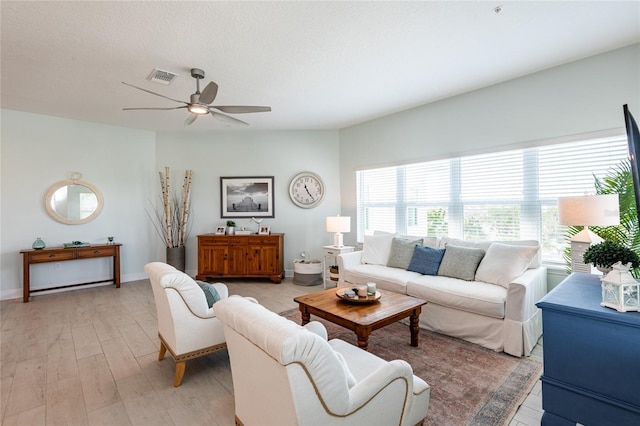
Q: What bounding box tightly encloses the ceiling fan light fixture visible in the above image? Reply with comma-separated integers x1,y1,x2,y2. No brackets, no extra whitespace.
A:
187,104,209,115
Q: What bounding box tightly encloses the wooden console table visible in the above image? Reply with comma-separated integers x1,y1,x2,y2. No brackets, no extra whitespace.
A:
20,243,121,302
536,273,640,425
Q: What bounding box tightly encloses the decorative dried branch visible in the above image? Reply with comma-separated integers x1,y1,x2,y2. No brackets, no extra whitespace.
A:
149,167,193,248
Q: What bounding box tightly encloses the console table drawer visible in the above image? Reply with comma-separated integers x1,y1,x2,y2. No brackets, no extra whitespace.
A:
29,250,75,263
76,247,116,258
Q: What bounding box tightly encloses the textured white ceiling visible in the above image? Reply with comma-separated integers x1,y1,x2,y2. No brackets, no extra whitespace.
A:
1,1,639,132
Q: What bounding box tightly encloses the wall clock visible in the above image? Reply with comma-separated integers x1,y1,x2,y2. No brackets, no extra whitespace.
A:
289,171,325,209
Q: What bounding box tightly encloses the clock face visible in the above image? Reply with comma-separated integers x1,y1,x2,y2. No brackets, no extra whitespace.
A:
289,172,325,208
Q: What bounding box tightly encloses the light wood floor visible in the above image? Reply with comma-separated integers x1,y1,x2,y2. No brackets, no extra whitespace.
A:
1,278,543,425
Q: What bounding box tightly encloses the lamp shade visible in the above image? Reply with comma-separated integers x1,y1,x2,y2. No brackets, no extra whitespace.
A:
326,216,351,233
558,194,620,227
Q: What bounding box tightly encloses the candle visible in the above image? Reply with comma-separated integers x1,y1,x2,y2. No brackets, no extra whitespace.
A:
367,282,376,296
357,286,368,297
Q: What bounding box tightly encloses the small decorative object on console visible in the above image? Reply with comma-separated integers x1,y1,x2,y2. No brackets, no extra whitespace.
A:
600,261,640,312
32,237,46,250
63,241,90,248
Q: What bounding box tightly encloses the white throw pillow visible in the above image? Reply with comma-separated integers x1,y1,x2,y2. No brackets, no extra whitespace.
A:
475,243,540,288
361,234,394,265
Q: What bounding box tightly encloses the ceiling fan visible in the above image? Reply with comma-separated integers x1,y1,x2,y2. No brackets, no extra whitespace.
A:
122,68,271,126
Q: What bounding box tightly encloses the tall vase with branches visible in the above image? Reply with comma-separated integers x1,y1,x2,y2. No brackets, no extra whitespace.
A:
148,167,193,271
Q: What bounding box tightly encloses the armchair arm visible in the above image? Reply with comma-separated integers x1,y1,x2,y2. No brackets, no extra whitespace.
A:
304,321,328,341
346,360,414,412
209,282,229,299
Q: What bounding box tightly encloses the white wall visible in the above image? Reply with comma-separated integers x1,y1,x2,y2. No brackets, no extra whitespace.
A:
338,44,640,247
155,130,341,276
1,110,156,299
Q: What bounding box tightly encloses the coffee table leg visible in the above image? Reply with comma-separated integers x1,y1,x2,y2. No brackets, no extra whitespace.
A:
299,306,310,326
410,308,421,347
356,327,371,351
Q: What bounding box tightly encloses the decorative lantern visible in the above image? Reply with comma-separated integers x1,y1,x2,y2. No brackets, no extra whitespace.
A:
600,261,640,312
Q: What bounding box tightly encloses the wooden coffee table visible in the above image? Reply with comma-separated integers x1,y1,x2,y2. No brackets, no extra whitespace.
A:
294,286,427,351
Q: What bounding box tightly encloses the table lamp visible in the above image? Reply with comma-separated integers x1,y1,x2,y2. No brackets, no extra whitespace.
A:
326,216,350,248
558,194,620,272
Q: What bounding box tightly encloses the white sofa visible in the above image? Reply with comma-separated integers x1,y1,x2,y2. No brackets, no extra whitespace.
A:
338,235,547,357
215,296,430,426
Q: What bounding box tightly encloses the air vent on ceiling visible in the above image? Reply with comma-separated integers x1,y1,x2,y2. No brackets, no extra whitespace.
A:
147,68,178,85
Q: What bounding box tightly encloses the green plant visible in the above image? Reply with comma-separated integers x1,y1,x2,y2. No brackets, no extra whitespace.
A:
226,220,236,227
563,160,640,276
583,240,640,269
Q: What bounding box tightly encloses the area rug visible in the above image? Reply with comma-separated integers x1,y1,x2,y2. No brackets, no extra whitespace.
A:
281,309,542,426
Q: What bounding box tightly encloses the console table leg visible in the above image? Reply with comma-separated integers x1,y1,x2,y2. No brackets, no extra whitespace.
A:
23,258,30,303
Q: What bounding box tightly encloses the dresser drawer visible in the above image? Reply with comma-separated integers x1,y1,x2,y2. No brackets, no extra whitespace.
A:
29,250,75,263
199,236,230,246
247,236,278,246
76,246,117,258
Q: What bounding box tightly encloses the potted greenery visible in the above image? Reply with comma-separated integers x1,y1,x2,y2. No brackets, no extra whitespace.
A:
226,220,236,235
583,240,640,274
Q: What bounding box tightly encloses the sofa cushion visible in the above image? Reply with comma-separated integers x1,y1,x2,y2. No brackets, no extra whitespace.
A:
342,263,423,294
407,246,446,275
407,275,507,319
475,243,540,288
361,234,394,265
437,245,486,281
439,237,541,268
386,237,422,269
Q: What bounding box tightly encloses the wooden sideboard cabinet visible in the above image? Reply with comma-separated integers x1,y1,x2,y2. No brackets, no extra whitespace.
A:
196,233,284,283
536,273,640,425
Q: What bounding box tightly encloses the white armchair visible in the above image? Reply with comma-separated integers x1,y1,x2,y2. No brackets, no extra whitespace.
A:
215,296,430,426
144,262,229,387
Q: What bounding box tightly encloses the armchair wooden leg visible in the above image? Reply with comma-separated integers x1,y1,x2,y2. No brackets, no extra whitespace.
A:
173,361,186,387
158,341,167,361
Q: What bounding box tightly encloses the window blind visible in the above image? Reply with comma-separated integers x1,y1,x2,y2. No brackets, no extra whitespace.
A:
356,134,628,261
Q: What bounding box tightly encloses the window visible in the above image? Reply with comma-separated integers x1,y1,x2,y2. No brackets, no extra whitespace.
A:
356,133,628,262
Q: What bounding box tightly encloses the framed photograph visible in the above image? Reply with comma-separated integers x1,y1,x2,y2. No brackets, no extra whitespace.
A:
258,225,271,235
220,176,274,219
215,226,226,235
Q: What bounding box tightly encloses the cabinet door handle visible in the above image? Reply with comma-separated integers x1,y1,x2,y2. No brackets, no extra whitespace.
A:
49,254,56,258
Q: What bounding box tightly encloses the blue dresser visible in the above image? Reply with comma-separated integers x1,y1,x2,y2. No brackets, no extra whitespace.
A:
536,273,640,425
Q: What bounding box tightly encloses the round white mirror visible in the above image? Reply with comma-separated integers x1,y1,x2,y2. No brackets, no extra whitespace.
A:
44,179,103,225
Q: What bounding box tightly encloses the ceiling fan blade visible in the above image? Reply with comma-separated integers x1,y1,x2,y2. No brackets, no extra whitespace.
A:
199,81,219,105
213,106,272,114
121,82,187,105
209,110,249,126
184,114,198,126
123,106,188,111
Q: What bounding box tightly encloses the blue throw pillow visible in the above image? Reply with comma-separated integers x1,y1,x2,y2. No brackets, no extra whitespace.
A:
196,280,221,308
407,245,446,275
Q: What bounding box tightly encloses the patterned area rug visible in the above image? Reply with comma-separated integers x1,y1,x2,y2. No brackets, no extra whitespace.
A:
282,309,542,426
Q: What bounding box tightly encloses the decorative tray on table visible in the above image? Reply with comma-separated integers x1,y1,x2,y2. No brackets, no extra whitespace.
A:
336,288,382,304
